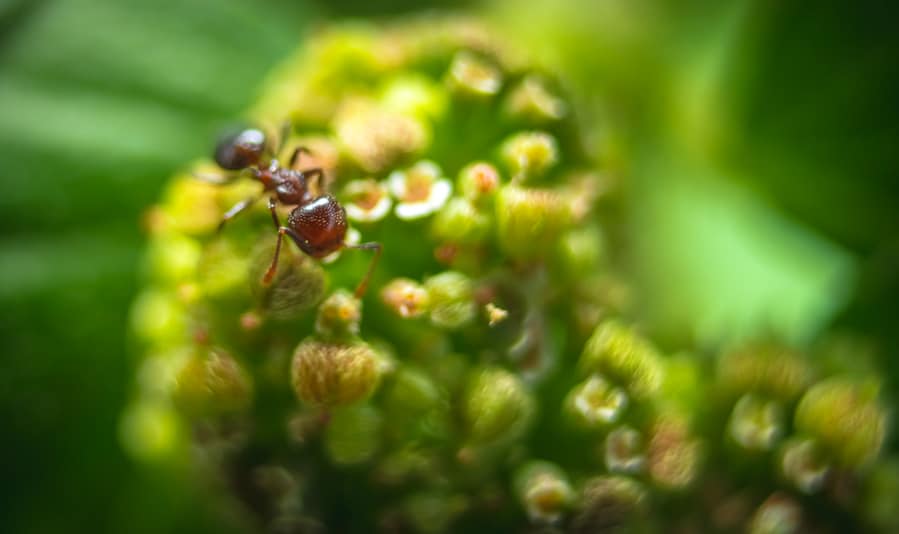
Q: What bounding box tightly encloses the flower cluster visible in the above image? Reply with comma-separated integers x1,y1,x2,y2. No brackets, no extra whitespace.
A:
125,18,895,534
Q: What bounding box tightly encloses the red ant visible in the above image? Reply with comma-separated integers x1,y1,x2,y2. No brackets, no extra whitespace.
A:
197,125,381,298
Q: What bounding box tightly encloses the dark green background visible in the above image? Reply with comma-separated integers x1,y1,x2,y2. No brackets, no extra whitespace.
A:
0,1,896,532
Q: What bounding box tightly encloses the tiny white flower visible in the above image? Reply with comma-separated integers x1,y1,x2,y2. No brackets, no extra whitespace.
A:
388,160,452,220
343,179,392,223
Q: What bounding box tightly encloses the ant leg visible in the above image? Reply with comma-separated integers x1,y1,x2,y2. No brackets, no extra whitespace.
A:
345,242,383,298
288,146,313,169
301,167,325,195
217,194,261,232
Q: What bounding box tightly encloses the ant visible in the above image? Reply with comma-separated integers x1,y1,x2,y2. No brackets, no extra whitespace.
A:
197,124,382,298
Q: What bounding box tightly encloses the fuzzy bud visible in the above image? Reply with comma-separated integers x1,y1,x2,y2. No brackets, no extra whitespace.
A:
794,378,886,468
173,349,253,417
291,338,381,406
505,76,566,122
514,461,575,523
431,197,491,245
250,237,327,319
646,415,701,490
564,374,628,429
446,50,502,97
381,277,430,318
315,289,362,340
463,367,535,445
572,476,647,534
717,345,813,401
500,131,559,180
728,394,784,451
324,404,382,465
579,320,663,400
495,184,571,261
424,271,476,329
748,493,802,534
457,162,500,202
334,98,428,173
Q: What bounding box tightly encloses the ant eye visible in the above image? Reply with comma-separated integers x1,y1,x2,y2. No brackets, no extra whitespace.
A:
214,128,266,170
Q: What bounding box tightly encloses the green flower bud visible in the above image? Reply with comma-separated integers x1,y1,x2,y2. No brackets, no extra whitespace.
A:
779,437,830,494
646,415,701,490
604,426,645,474
324,403,382,465
334,97,429,173
130,288,187,345
500,131,559,180
147,233,201,284
315,289,362,340
514,461,575,523
172,348,253,417
380,73,447,120
431,197,491,245
399,491,468,534
424,271,476,329
557,225,605,280
119,400,182,462
794,378,886,468
381,277,430,318
157,177,223,236
717,345,813,401
197,237,250,298
249,237,327,319
579,320,663,400
504,75,567,123
495,184,572,260
463,367,535,445
446,50,502,97
457,162,500,203
748,493,802,534
572,476,647,534
564,374,628,429
291,338,381,406
728,394,784,451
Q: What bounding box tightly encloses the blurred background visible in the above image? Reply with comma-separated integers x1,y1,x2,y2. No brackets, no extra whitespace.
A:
0,0,896,532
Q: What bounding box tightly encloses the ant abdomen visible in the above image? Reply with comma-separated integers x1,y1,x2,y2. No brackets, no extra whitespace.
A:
287,196,348,258
214,128,267,170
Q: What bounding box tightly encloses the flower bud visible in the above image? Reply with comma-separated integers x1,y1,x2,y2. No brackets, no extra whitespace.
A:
646,415,701,490
557,225,605,280
119,400,182,462
197,237,249,298
291,338,381,406
399,491,468,534
381,277,430,318
500,131,559,180
334,98,428,173
446,50,502,97
463,367,535,445
748,493,802,534
249,237,327,319
324,403,382,465
605,426,645,474
794,378,886,468
495,184,571,260
380,73,447,120
579,320,663,400
431,197,490,245
315,289,362,340
572,476,647,534
728,394,784,451
388,160,452,220
147,233,201,284
717,344,813,401
172,348,253,417
514,461,574,523
504,75,566,123
160,177,222,236
779,437,830,494
130,288,186,345
457,162,500,203
564,374,628,429
424,271,476,329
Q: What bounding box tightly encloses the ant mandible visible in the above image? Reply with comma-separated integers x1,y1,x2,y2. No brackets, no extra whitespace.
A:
197,124,382,298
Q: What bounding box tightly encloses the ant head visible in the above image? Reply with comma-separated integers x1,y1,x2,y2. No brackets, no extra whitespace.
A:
214,127,267,170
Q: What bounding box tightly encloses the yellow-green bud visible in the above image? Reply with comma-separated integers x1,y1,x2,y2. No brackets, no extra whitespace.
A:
315,290,362,340
147,233,201,284
646,415,701,490
379,73,447,120
172,349,253,417
514,461,574,523
130,288,186,345
446,50,502,97
557,225,605,280
717,345,813,401
579,320,663,400
572,476,647,534
291,338,381,406
381,277,430,318
249,237,327,319
430,197,490,245
564,374,628,429
324,404,382,465
504,75,566,123
457,162,500,203
794,378,886,468
500,131,558,180
495,184,571,261
424,271,476,329
334,98,429,173
463,367,535,445
605,426,645,474
779,437,829,494
400,491,468,534
728,394,784,451
197,237,249,298
748,493,802,534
